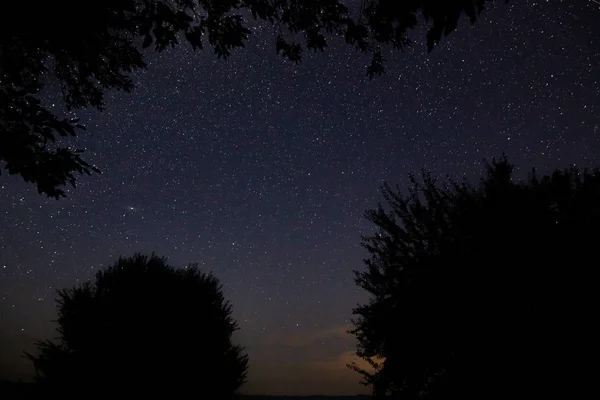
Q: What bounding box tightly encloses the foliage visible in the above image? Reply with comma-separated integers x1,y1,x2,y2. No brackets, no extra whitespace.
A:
349,156,599,399
0,0,501,197
24,253,248,398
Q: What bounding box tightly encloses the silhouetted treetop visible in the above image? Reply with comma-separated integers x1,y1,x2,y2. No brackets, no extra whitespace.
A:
1,0,503,197
24,253,248,399
349,156,599,399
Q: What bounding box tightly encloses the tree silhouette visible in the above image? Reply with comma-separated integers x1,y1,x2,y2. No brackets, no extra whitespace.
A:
349,156,599,399
24,253,248,399
1,0,503,198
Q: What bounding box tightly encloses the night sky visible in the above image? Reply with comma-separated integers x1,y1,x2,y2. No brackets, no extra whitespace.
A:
1,0,599,395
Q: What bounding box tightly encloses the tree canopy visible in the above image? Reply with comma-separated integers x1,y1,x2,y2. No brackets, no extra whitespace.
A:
24,253,248,399
0,0,501,198
349,157,598,399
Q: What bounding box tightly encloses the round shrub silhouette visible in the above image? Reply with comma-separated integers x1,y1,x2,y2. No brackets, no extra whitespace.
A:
25,253,248,398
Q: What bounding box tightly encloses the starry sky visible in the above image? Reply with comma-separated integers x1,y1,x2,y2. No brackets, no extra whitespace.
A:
1,0,599,396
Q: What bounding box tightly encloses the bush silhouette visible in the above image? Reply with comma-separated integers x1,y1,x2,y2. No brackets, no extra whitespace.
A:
25,253,248,399
349,156,598,399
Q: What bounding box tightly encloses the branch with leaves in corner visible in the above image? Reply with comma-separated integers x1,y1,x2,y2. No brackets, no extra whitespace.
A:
0,0,500,198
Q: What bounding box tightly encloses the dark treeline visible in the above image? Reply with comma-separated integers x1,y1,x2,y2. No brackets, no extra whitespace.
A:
1,157,597,398
350,156,599,399
0,381,370,400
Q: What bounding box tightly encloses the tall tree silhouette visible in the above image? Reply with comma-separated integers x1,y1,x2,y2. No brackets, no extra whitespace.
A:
24,253,248,399
0,0,502,198
349,156,598,399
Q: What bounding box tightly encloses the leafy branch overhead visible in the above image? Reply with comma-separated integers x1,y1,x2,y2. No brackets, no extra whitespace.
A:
0,0,500,198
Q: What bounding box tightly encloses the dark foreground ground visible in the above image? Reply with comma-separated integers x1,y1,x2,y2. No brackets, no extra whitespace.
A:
1,381,370,399
247,397,370,400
